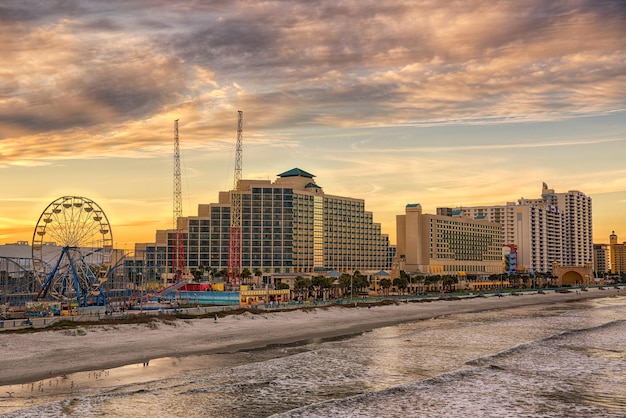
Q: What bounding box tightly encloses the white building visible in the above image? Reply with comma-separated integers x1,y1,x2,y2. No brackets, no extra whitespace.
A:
541,184,593,267
450,183,592,274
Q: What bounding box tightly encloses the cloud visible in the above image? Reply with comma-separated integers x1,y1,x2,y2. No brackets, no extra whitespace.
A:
1,0,625,176
0,18,185,137
345,136,626,154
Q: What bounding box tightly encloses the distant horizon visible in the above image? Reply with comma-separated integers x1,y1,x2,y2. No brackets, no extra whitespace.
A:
1,1,625,247
2,177,620,249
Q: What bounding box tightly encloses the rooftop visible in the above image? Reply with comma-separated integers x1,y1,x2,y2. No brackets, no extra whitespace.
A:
277,168,315,179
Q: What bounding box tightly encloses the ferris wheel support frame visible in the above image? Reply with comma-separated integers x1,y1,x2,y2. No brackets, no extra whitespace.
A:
36,246,107,307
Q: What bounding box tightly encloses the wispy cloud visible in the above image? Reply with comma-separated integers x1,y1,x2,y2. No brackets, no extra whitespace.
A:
346,136,626,154
1,0,625,243
2,1,625,148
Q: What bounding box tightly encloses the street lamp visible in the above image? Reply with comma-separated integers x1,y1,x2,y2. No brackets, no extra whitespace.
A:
138,272,143,314
350,274,353,299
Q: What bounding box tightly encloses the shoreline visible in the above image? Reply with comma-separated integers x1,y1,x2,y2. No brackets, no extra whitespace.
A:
1,288,622,386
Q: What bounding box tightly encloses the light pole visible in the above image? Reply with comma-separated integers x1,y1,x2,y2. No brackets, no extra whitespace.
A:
138,272,143,314
350,274,353,299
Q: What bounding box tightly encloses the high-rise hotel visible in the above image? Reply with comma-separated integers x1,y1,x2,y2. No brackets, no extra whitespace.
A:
451,183,592,274
396,204,503,277
135,168,391,279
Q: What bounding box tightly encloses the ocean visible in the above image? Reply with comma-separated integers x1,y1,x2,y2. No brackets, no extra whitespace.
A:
1,296,624,417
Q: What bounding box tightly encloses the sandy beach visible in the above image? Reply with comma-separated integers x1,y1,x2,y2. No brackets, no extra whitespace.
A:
0,288,622,386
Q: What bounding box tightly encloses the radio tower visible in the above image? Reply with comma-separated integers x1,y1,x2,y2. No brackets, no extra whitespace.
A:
173,119,185,281
228,111,243,285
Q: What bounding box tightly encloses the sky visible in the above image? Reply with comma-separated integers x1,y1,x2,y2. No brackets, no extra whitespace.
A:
1,0,625,249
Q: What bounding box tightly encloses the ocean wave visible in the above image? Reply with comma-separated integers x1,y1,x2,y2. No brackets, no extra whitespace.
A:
272,320,626,418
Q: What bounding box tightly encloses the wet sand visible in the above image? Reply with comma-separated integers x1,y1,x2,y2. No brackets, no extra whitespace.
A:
0,288,621,386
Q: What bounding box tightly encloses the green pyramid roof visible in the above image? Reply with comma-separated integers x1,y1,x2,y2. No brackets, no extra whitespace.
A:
277,168,315,178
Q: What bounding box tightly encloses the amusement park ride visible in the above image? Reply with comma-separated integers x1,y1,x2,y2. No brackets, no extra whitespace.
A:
13,113,245,310
31,196,113,307
172,119,185,282
228,111,244,286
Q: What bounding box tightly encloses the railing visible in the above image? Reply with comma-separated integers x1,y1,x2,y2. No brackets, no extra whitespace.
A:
2,285,621,330
0,317,59,330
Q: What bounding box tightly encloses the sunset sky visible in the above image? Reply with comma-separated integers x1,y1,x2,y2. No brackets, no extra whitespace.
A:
1,0,625,248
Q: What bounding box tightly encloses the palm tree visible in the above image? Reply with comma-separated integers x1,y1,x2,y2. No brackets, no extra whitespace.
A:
412,274,426,294
399,270,412,293
379,278,392,295
393,276,408,294
424,275,441,292
313,276,333,300
275,282,290,290
205,267,213,282
294,276,311,301
198,264,208,281
441,275,458,292
191,268,203,282
352,271,369,295
339,273,352,298
214,269,228,280
241,268,252,284
324,276,335,298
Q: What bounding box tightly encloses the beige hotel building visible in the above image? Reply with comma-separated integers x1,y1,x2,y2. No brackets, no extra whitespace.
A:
610,231,625,275
135,168,391,281
396,203,503,278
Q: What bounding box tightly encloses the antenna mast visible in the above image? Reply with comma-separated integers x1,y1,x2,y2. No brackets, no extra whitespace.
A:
173,119,185,281
228,111,243,285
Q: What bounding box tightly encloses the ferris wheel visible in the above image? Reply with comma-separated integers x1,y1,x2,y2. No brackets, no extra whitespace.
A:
32,196,113,306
